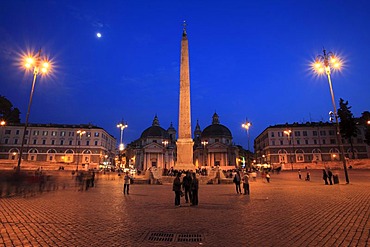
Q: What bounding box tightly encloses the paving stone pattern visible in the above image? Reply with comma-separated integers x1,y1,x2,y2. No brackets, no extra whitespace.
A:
0,170,369,247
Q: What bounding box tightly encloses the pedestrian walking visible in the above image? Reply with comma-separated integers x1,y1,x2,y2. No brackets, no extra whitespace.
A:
190,172,199,206
242,172,250,195
182,171,192,203
123,172,131,195
327,169,333,185
173,172,182,207
233,171,242,194
298,169,302,180
266,172,271,183
322,169,328,185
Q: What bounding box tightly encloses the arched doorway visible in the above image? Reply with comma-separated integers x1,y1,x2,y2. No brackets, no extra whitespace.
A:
8,148,19,160
312,148,322,162
46,149,57,162
278,149,288,164
64,149,74,163
329,148,340,161
295,149,305,163
28,148,38,161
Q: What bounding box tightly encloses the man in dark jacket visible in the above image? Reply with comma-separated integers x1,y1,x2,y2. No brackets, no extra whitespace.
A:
173,173,182,207
327,169,333,185
182,171,192,203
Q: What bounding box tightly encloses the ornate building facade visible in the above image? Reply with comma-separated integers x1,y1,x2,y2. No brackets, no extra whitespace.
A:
124,113,239,171
124,116,176,171
193,113,238,169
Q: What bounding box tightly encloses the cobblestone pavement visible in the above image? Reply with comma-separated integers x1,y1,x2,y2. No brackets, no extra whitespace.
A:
0,169,369,247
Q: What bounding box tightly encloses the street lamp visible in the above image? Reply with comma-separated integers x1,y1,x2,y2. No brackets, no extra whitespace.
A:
312,48,349,183
242,120,252,168
162,140,169,169
17,49,52,172
0,120,6,145
284,129,294,170
201,141,208,167
117,121,128,151
76,130,86,171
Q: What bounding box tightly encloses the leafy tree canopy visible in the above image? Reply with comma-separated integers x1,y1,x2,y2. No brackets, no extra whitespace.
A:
0,95,21,123
360,111,370,145
337,98,358,140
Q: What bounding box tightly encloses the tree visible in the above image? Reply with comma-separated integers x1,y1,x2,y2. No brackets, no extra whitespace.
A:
359,111,370,145
0,95,21,123
337,98,358,159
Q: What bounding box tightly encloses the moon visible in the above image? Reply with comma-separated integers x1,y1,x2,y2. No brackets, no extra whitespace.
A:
96,32,102,38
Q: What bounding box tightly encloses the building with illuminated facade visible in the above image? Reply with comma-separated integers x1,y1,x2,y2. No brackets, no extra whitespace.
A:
254,122,369,167
124,113,241,172
0,123,116,169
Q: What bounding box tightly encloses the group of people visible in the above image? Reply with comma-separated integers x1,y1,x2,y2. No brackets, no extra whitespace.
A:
164,167,208,177
232,171,250,195
74,170,96,191
322,168,334,185
298,169,311,181
172,171,199,207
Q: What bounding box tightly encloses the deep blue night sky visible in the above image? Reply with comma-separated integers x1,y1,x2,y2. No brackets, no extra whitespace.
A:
1,0,369,150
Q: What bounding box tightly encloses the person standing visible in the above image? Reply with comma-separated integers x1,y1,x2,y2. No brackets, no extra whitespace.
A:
233,171,242,194
190,172,199,206
305,171,311,181
322,169,328,185
242,172,250,195
298,169,302,180
173,173,182,207
123,171,131,195
182,171,192,203
327,169,333,185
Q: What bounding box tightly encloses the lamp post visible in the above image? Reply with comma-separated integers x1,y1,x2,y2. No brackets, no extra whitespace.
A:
312,48,349,183
117,121,128,152
284,129,294,170
76,130,86,171
162,140,168,169
201,141,208,167
0,120,5,145
117,121,128,168
17,49,52,172
242,120,252,169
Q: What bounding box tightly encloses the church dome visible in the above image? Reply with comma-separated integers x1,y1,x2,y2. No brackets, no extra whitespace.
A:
201,113,232,138
201,124,232,138
140,115,170,139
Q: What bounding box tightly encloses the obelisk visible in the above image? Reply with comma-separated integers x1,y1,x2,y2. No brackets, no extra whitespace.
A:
176,22,194,170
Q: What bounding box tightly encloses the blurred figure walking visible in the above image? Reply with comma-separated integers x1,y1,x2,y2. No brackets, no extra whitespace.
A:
190,172,199,206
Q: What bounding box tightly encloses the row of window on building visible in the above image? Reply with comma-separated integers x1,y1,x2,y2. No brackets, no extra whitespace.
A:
3,138,100,146
271,130,337,137
270,137,364,146
4,129,106,138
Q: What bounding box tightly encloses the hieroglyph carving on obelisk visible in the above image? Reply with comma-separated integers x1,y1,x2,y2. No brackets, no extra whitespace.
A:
176,21,194,170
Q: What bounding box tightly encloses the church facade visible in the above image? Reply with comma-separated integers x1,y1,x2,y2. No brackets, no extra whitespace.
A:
124,113,240,171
